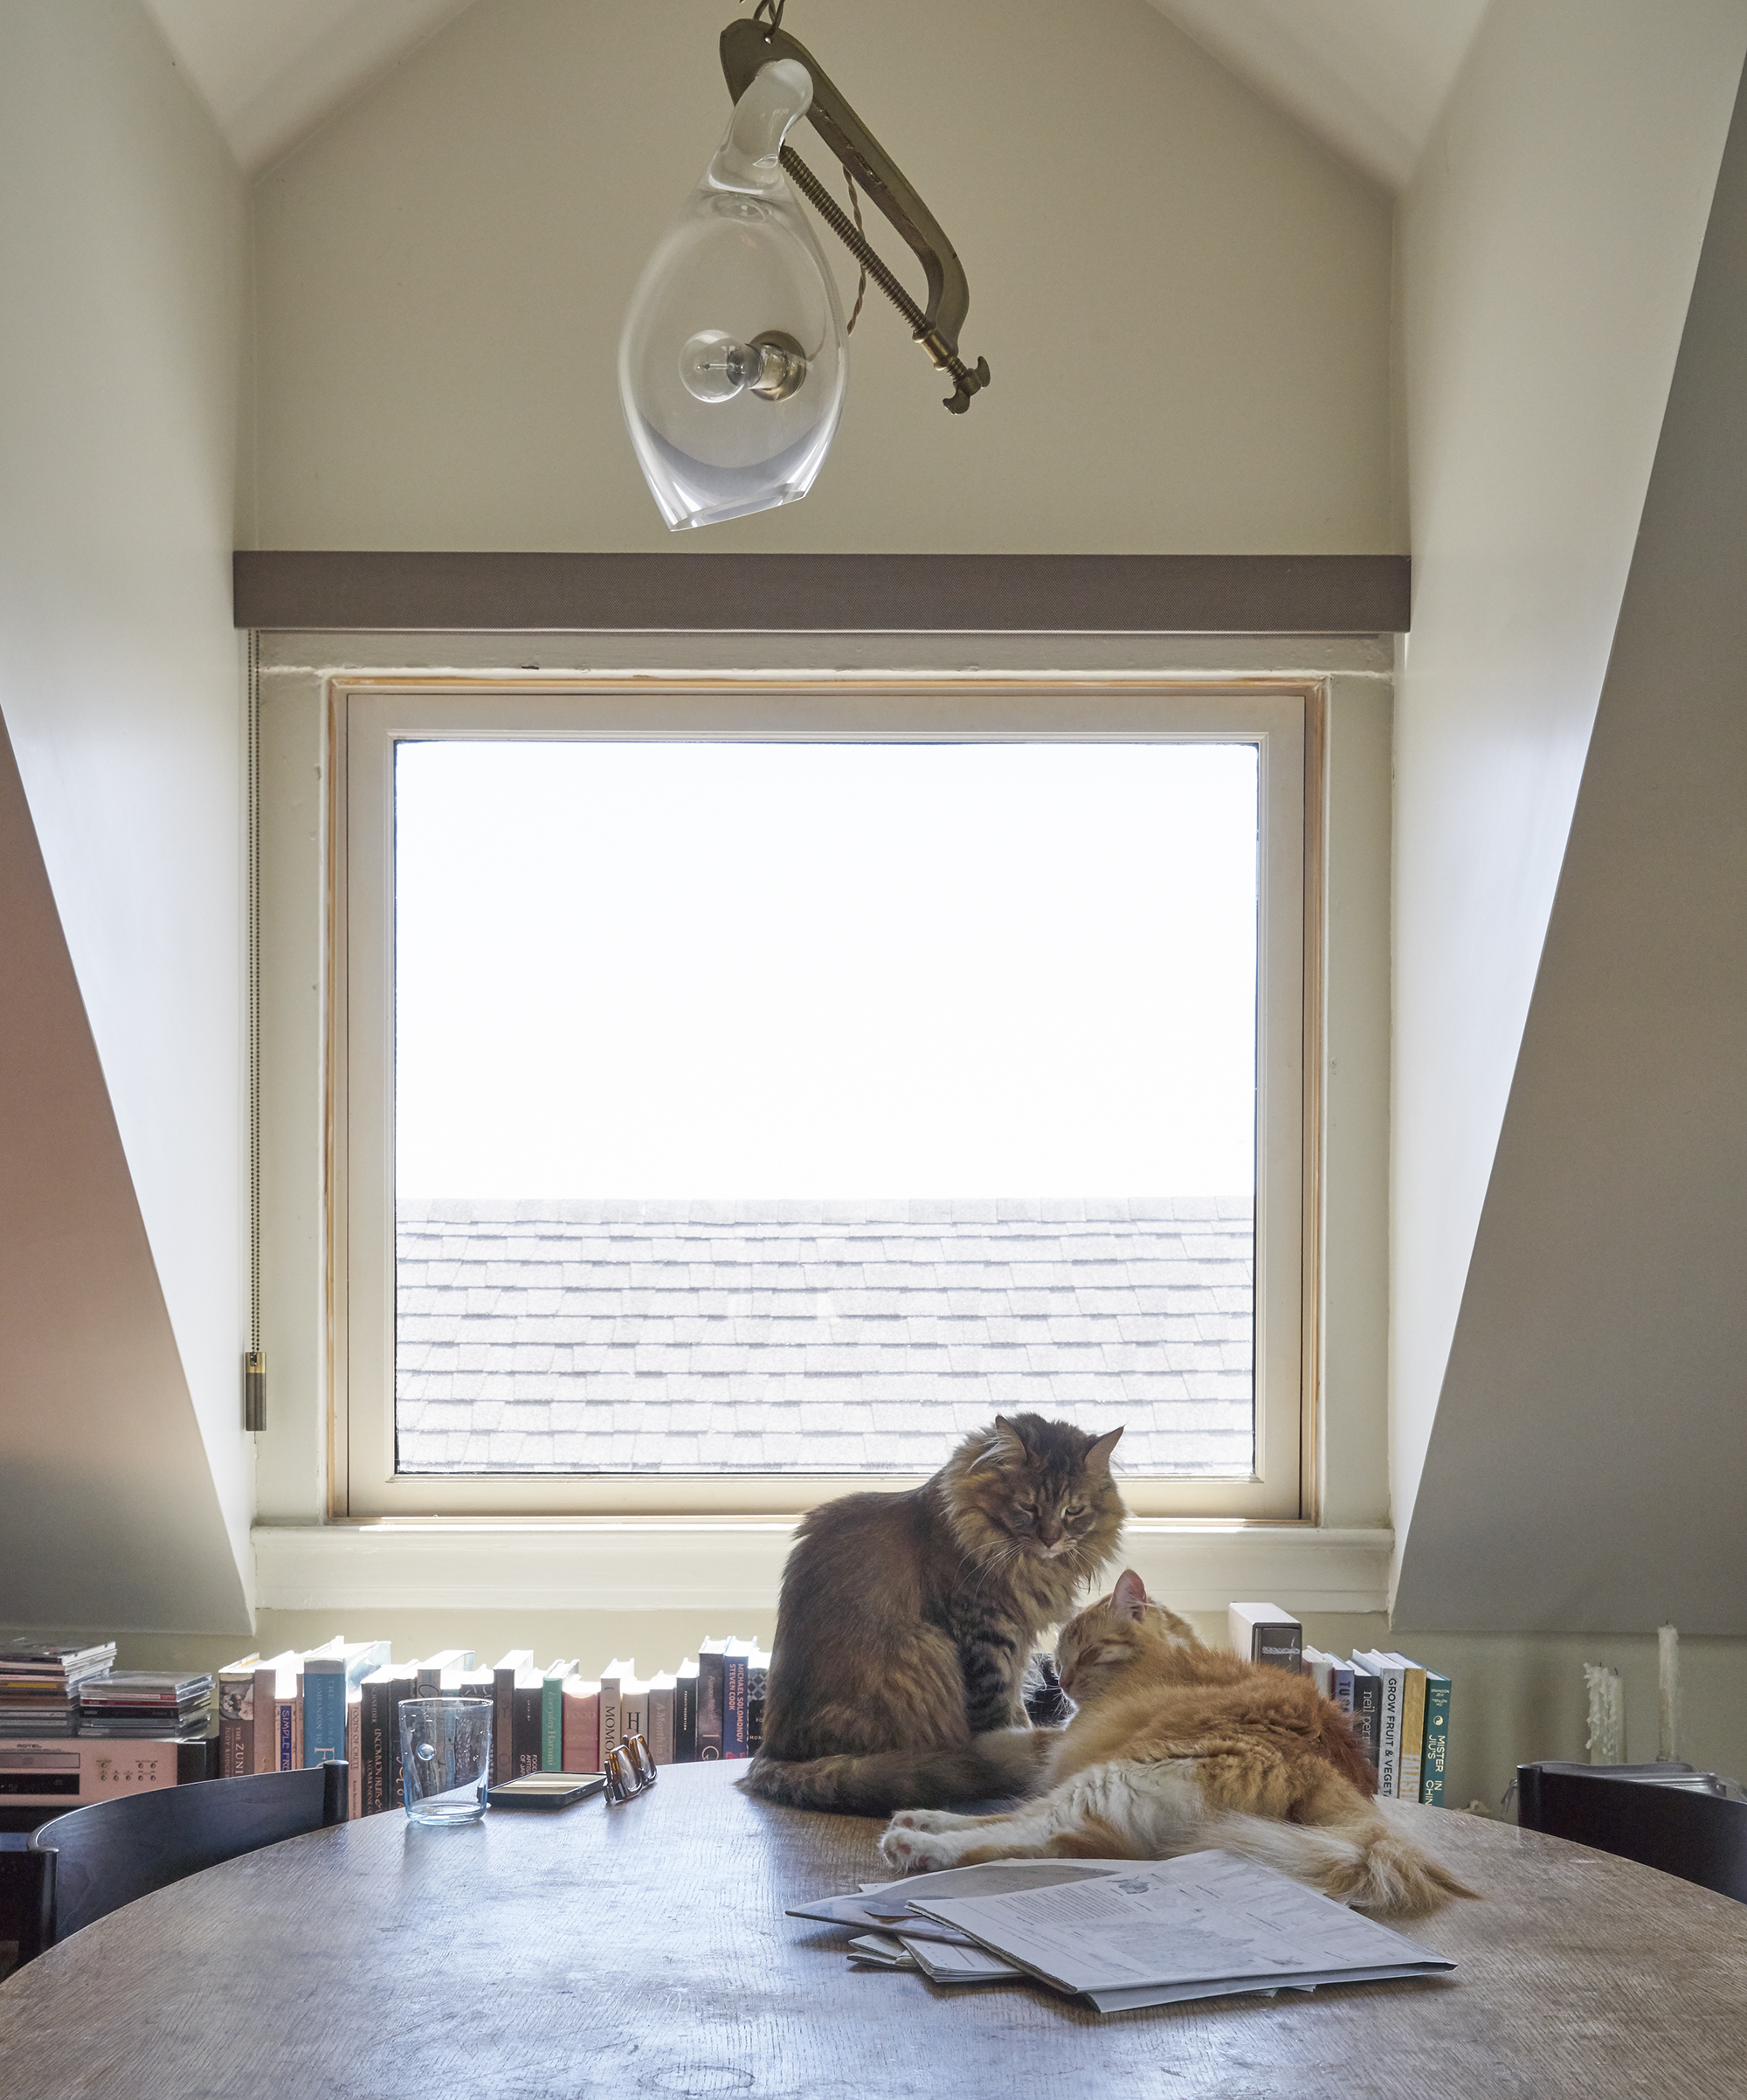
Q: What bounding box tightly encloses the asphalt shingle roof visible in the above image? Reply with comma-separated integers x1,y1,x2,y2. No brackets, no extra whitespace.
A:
396,1199,1254,1477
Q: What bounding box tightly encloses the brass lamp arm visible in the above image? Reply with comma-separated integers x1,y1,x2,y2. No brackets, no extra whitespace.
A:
720,16,990,413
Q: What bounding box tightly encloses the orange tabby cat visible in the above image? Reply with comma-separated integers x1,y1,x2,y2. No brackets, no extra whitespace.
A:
880,1569,1474,1917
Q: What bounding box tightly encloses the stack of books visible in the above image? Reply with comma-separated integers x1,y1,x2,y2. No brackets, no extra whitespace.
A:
1229,1605,1452,1807
77,1670,215,1738
0,1640,117,1737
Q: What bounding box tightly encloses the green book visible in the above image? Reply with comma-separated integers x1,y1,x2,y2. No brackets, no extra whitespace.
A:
541,1659,576,1772
1419,1673,1451,1806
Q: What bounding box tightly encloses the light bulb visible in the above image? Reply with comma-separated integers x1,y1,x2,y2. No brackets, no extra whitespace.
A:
679,330,808,404
618,60,846,530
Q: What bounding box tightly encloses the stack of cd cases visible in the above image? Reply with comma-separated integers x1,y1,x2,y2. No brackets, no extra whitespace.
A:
77,1671,216,1738
0,1639,119,1737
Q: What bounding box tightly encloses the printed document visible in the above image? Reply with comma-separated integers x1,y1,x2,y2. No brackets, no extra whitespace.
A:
908,1848,1455,2014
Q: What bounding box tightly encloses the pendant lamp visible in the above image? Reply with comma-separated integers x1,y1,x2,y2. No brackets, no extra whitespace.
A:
618,2,990,532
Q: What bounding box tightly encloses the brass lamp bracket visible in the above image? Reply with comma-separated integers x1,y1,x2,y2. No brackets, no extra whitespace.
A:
721,13,991,413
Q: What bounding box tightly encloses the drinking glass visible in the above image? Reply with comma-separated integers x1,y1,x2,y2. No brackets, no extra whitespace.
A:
399,1697,492,1826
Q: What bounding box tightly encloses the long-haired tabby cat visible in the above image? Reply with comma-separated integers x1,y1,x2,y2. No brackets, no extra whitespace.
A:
743,1413,1124,1814
880,1570,1474,1917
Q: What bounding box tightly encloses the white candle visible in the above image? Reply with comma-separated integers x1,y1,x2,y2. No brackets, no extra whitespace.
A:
1585,1663,1624,1765
1658,1623,1681,1763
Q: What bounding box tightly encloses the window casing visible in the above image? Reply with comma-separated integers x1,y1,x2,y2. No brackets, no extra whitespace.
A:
329,677,1322,1520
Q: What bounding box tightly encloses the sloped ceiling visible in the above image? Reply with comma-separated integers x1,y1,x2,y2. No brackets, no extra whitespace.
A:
1394,51,1747,1634
141,0,475,173
1147,0,1490,189
144,0,1488,190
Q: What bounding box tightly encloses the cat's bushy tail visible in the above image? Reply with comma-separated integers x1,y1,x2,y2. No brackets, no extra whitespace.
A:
1203,1800,1477,1918
743,1729,1052,1815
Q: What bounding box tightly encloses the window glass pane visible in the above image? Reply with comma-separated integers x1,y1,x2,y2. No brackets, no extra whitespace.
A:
393,741,1257,1476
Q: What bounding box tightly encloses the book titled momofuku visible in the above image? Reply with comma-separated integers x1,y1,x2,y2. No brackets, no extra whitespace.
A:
563,1676,602,1774
597,1659,634,1758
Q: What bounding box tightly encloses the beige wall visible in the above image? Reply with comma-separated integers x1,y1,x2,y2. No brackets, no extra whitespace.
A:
0,0,253,1627
248,0,1395,556
1388,0,1747,1593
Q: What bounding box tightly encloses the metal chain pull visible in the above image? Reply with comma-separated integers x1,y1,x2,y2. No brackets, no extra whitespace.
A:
844,167,867,334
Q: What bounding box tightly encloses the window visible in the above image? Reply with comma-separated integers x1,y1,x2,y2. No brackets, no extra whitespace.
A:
330,680,1319,1518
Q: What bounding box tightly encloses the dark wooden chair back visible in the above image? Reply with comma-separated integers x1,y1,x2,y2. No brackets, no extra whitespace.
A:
1518,1761,1747,1904
26,1762,349,1950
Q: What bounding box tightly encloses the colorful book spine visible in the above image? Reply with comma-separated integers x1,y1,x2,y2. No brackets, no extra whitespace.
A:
302,1657,348,1767
598,1659,632,1758
1392,1659,1428,1806
646,1673,676,1765
562,1679,601,1774
217,1654,259,1777
540,1662,574,1772
618,1675,649,1754
346,1690,363,1820
1420,1673,1452,1806
383,1668,418,1811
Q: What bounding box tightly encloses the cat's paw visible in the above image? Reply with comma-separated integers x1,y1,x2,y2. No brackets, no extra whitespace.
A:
885,1807,968,1833
880,1824,966,1873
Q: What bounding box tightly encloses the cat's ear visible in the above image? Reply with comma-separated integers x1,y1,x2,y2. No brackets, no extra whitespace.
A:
971,1417,1025,1471
1086,1426,1124,1472
1112,1568,1149,1620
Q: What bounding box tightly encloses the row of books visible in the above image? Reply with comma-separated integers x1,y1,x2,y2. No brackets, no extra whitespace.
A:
216,1636,773,1819
1228,1605,1451,1807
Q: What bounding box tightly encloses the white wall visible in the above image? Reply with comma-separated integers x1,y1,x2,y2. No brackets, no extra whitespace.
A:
1396,45,1747,1631
1388,0,1747,1595
249,0,1396,555
0,0,252,1627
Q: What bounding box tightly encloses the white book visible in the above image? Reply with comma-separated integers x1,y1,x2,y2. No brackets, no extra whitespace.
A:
618,1673,650,1750
1301,1647,1336,1700
1352,1649,1407,1797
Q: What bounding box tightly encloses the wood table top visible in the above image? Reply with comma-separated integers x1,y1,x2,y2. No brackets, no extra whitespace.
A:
5,1761,1747,2098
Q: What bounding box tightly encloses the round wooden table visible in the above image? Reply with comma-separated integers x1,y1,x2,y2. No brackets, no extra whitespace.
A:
4,1762,1747,2097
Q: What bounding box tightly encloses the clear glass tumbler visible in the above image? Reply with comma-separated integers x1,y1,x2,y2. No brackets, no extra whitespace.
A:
399,1698,492,1826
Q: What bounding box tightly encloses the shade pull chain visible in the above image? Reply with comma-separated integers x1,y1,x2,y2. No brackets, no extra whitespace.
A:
844,166,867,334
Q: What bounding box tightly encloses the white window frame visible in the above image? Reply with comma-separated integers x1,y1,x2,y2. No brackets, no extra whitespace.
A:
328,675,1322,1521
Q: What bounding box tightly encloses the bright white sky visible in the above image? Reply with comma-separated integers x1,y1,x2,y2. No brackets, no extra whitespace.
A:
395,740,1258,1198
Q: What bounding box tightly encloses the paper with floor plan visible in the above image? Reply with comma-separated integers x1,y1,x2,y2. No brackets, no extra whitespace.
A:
906,1849,1455,2015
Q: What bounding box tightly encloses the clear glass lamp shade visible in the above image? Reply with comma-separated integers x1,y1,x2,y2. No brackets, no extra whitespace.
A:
619,59,847,531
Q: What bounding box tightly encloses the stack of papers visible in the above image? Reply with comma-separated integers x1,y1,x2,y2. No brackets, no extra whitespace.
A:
789,1851,1456,2015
